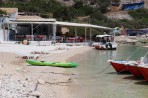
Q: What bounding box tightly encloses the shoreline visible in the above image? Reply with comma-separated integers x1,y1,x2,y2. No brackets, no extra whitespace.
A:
0,45,91,98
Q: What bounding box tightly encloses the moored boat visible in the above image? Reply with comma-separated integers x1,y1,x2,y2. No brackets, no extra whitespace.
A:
127,62,143,77
108,60,130,73
92,34,117,50
138,66,148,81
136,57,148,81
26,59,79,68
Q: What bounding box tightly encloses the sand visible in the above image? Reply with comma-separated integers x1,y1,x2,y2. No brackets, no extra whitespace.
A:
0,43,91,98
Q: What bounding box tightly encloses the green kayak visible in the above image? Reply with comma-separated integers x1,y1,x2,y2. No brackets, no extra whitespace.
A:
26,59,79,68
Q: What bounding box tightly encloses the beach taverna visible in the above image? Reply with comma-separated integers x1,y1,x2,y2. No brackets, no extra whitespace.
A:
0,8,113,43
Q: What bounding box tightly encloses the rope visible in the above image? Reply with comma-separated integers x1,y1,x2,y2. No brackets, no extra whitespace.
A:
77,46,144,79
125,64,139,84
125,47,148,83
71,64,112,79
126,46,141,61
143,51,148,58
97,64,111,74
95,46,141,76
117,66,129,74
124,59,144,84
70,63,112,79
125,77,134,84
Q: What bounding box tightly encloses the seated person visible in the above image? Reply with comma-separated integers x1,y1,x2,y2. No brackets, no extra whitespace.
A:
101,37,106,44
106,37,110,42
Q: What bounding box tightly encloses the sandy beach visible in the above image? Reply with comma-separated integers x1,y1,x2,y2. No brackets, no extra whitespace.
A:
0,43,91,98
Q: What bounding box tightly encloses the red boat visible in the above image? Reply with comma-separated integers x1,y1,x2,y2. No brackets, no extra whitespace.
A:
135,57,148,81
108,60,130,73
92,34,117,50
138,66,148,81
127,64,143,77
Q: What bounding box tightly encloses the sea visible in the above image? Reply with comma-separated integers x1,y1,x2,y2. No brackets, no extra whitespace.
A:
66,43,148,98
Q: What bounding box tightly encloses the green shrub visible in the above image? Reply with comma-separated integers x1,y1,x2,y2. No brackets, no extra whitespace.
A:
0,9,7,15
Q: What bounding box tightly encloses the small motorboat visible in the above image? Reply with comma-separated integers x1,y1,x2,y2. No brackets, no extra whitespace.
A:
138,66,148,81
108,60,130,73
92,34,117,50
126,61,143,77
136,57,148,81
26,59,79,68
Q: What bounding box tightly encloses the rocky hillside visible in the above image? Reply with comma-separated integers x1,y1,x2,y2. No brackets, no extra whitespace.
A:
57,0,147,20
105,0,148,20
56,0,75,6
56,0,110,8
0,0,147,29
104,11,133,20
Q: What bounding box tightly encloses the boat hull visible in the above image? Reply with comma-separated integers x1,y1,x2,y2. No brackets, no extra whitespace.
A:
95,46,116,50
109,61,129,73
138,66,148,81
128,65,143,77
26,59,78,68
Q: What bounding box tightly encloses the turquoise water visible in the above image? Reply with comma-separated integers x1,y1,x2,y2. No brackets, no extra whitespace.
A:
66,44,148,98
